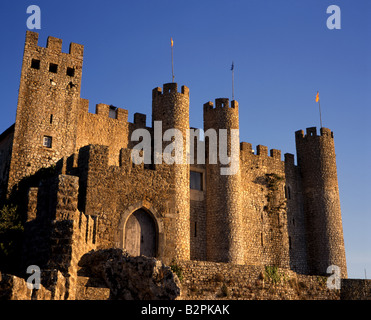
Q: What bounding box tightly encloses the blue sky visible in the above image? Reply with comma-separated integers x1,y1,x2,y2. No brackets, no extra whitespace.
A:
0,0,370,279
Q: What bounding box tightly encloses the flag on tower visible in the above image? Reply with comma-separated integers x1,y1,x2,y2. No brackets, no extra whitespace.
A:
231,61,235,100
315,91,323,128
171,37,174,82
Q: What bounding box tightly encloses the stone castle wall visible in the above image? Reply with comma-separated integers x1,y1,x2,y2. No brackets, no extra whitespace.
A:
0,31,349,289
7,32,84,193
296,127,347,277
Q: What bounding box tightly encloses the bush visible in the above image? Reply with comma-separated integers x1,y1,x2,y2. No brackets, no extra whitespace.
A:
170,261,183,282
0,204,24,272
264,265,281,284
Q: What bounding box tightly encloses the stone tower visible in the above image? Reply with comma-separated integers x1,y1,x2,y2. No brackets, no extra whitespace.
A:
296,127,347,278
152,83,190,261
203,98,243,264
8,31,84,193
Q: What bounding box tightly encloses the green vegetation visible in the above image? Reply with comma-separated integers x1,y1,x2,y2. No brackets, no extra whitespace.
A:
264,265,282,284
170,260,183,282
317,275,327,288
0,204,24,272
266,173,284,191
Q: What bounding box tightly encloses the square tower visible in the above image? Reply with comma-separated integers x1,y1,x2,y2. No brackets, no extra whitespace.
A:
7,31,84,193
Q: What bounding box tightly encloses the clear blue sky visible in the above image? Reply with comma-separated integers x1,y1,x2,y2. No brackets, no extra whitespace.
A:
0,0,370,279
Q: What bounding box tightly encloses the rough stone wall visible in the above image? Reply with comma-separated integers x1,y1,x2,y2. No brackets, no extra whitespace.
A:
77,248,181,300
178,260,340,300
296,127,347,278
0,31,348,286
8,31,84,194
76,144,179,264
152,83,190,261
340,279,371,300
190,185,207,261
203,99,243,264
76,99,129,166
1,263,370,300
0,125,14,200
239,143,291,269
6,31,130,193
20,174,97,299
284,153,308,274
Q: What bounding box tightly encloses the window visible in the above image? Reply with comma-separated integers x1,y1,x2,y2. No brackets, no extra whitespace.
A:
31,59,40,69
190,171,202,190
285,185,291,199
43,136,52,148
49,63,58,73
66,67,75,77
109,105,118,119
49,114,53,124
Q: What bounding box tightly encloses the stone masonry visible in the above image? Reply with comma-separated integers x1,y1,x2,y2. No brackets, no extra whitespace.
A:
0,31,351,299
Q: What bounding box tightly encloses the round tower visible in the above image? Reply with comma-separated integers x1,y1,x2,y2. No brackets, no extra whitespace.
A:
152,83,190,261
295,127,347,278
203,98,243,264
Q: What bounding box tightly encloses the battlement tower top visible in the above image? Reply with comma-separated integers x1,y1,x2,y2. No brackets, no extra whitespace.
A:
152,83,189,99
25,31,84,59
295,127,333,140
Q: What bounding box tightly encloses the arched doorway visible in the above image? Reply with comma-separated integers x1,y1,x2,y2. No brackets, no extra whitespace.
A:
124,208,157,257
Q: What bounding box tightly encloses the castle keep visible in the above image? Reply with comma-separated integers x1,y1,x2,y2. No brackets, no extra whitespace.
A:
0,31,347,288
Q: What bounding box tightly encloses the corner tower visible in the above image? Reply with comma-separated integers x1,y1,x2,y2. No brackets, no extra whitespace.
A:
152,83,190,261
296,127,347,278
203,98,243,264
8,31,84,193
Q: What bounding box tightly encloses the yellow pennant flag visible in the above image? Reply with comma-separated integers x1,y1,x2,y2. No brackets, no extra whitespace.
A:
171,37,173,47
315,91,319,102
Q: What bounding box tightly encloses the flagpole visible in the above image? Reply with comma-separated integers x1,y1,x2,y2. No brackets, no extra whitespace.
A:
232,68,234,100
316,91,323,129
171,38,174,83
231,61,234,100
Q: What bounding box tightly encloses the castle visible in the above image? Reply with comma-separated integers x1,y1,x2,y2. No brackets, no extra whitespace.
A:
0,31,348,289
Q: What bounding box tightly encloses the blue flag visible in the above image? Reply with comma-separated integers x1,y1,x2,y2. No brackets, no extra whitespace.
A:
231,61,234,71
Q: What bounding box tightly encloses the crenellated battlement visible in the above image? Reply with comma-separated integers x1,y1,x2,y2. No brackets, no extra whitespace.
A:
77,144,160,175
78,99,129,123
203,99,239,113
152,83,189,99
133,113,147,128
25,31,84,59
94,103,128,122
0,31,349,293
239,141,295,165
295,127,334,140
